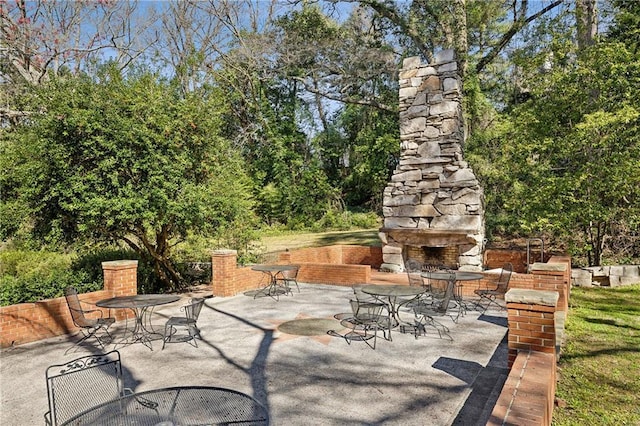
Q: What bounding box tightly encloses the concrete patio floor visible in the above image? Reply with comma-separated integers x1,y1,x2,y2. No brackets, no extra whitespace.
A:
0,280,509,425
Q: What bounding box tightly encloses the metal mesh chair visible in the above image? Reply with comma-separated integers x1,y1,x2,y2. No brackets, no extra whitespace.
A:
44,350,127,426
276,265,300,293
162,298,205,349
64,287,115,354
345,298,392,349
401,271,457,340
474,263,513,311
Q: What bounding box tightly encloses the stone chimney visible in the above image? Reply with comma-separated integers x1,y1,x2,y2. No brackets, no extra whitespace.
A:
379,50,485,272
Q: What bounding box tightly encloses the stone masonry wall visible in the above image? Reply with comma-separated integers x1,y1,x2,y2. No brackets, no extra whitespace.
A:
380,50,485,271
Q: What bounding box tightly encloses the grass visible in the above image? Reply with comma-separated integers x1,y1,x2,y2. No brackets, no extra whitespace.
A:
552,284,640,425
259,228,380,253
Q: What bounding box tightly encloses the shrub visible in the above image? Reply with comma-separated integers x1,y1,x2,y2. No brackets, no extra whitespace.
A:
0,250,101,306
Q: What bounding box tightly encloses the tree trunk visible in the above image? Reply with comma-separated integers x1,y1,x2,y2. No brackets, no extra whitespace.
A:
576,0,598,50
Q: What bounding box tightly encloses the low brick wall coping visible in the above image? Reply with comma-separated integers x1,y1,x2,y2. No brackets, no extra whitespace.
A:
505,288,559,306
530,262,567,272
212,249,237,256
101,260,138,269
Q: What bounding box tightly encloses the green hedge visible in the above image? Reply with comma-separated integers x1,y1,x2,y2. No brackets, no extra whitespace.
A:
0,250,102,306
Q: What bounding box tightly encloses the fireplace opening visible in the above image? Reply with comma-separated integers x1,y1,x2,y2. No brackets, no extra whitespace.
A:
404,245,460,270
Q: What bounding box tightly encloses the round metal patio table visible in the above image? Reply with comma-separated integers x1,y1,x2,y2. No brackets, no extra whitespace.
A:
96,295,180,350
61,386,269,425
360,284,427,326
251,264,298,299
422,271,484,313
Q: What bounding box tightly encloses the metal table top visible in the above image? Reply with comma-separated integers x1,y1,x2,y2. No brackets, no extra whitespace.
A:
96,294,180,309
61,386,269,425
251,264,298,273
421,271,484,281
360,284,426,297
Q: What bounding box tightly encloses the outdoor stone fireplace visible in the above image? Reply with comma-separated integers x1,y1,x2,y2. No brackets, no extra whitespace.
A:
379,50,485,272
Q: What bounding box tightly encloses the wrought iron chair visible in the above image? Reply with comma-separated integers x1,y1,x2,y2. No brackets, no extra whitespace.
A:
402,260,431,310
44,350,127,426
64,287,115,354
401,270,457,340
329,287,392,349
344,298,392,349
276,265,300,293
162,297,205,349
474,263,513,312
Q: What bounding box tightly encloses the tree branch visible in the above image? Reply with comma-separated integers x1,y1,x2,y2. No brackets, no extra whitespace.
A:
475,0,564,74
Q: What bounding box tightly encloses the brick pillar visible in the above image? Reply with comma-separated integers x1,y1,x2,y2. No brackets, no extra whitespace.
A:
279,251,292,263
102,260,138,296
211,249,238,297
529,261,569,312
505,288,559,368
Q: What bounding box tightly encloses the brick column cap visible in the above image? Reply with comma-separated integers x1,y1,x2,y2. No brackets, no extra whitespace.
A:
530,262,567,272
102,260,138,269
506,288,559,307
212,249,237,256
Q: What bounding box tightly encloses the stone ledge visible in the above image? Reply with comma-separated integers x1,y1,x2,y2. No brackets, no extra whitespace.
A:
505,289,559,307
530,262,566,272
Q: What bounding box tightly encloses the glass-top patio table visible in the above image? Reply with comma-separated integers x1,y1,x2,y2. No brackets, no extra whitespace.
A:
96,295,180,350
61,386,269,425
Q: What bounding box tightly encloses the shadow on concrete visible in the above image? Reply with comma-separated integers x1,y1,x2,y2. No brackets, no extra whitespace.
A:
447,335,509,426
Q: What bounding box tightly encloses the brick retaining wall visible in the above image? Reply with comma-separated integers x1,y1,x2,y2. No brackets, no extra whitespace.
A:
0,260,137,348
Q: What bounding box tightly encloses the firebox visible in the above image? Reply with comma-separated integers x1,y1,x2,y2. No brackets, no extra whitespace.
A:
404,245,459,269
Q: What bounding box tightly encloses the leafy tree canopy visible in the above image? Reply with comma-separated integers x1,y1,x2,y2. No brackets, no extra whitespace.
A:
0,64,256,289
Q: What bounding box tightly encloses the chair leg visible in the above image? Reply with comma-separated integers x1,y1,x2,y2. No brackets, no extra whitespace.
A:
162,324,173,350
188,325,200,348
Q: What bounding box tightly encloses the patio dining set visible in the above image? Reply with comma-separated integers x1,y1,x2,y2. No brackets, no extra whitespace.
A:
53,289,268,425
329,262,513,349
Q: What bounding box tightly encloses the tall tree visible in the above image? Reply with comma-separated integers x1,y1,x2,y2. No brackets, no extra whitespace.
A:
0,65,255,289
0,0,160,123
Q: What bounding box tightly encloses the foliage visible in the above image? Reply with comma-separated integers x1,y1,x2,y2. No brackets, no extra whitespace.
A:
311,210,380,232
0,250,99,306
469,41,640,266
553,285,640,425
1,64,256,290
329,104,400,211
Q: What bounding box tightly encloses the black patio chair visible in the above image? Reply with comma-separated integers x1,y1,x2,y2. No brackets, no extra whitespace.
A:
162,297,205,349
44,350,128,425
474,263,513,312
276,265,300,293
344,298,392,349
401,270,457,340
64,286,115,354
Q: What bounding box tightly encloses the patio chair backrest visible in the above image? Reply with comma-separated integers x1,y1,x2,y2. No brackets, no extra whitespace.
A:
184,298,205,322
496,263,514,291
434,274,456,313
407,271,424,287
64,287,92,328
280,266,299,280
349,299,385,322
427,270,455,308
45,350,125,425
404,259,422,272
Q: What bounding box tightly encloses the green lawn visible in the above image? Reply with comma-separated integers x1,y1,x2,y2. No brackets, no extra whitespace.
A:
552,285,640,425
259,229,380,253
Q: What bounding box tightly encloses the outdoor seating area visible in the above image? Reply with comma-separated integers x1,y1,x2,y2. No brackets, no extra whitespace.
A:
1,282,510,425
